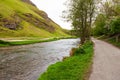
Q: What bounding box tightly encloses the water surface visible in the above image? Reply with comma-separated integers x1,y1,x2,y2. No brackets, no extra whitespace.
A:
0,39,79,80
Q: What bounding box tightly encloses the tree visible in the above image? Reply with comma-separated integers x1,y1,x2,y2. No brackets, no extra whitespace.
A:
93,14,107,36
92,0,120,42
110,17,120,42
66,0,95,44
110,17,120,34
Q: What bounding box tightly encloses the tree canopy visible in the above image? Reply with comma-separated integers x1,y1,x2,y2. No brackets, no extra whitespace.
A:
66,0,95,44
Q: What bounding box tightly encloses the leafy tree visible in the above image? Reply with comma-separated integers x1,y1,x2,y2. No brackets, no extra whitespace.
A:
93,14,107,36
110,17,120,35
66,0,95,44
93,0,120,37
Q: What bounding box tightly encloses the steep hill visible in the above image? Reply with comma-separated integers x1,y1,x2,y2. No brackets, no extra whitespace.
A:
0,0,68,38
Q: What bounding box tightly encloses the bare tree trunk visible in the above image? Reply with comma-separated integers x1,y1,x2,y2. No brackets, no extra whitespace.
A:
80,5,86,44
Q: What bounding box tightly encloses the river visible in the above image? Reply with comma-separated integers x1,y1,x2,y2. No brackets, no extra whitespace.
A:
0,39,79,80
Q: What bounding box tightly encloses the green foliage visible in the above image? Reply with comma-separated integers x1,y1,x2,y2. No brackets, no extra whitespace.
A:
74,47,86,55
93,16,120,37
92,0,120,37
110,17,120,34
65,0,95,44
74,41,93,55
93,14,107,36
38,41,93,80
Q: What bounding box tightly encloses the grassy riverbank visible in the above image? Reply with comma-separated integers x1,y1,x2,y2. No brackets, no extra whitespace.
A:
38,41,94,80
0,36,76,47
0,38,57,47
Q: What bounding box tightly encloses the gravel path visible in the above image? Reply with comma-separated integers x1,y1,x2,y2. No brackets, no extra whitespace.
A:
89,39,120,80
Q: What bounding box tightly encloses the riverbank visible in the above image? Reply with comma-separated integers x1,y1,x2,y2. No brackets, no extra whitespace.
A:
0,39,79,80
38,41,94,80
0,36,76,47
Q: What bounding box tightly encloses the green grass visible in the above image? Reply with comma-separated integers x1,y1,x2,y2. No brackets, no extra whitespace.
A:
0,37,75,47
0,0,43,19
0,40,10,46
0,38,58,47
38,41,94,80
0,0,69,38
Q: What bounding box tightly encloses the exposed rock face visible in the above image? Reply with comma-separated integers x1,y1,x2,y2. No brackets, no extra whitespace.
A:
22,13,55,32
0,12,55,32
0,15,21,30
4,22,18,30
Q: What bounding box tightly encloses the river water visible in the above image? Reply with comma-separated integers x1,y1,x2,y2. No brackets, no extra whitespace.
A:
0,39,79,80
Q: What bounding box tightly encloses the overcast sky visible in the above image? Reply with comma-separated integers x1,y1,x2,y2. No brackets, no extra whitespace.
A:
30,0,71,30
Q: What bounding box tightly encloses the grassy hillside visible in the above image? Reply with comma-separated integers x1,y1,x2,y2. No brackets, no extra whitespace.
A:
0,0,68,38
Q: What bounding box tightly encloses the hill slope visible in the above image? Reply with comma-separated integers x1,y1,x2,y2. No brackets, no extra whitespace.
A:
0,0,68,38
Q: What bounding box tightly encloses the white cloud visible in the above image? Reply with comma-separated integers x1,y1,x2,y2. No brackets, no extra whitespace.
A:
30,0,71,30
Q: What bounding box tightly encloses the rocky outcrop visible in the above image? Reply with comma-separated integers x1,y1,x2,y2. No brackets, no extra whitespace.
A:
0,14,22,30
22,13,55,32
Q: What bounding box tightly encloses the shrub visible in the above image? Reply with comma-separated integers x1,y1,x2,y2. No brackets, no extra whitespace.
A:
74,47,86,55
110,17,120,35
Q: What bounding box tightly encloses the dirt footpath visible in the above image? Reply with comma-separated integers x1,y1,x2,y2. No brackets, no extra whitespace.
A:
89,39,120,80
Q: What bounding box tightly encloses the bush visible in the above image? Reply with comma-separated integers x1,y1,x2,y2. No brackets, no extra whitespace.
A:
70,47,85,56
74,47,86,55
110,17,120,35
